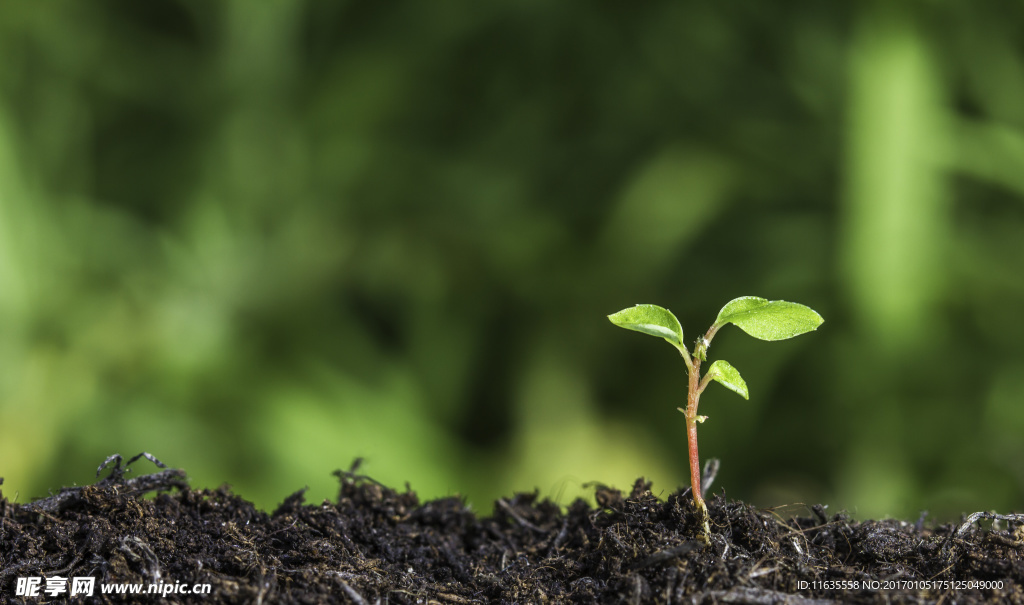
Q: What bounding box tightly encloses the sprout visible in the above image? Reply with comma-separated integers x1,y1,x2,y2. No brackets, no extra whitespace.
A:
608,297,823,543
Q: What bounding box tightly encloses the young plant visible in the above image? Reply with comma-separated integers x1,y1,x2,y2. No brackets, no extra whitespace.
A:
608,297,823,543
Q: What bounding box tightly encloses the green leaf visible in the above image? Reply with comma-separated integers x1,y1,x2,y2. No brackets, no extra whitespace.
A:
706,360,749,400
608,304,684,347
714,296,823,341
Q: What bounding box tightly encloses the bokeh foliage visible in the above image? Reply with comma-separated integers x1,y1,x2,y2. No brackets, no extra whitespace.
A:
2,1,1024,521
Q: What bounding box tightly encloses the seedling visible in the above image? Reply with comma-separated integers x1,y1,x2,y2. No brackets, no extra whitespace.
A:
608,297,823,543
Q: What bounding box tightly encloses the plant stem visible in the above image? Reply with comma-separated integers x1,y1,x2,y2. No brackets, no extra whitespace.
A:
685,356,703,504
686,416,704,499
682,324,725,545
683,347,711,544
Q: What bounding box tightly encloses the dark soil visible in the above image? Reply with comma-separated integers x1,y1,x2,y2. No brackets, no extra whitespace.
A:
2,456,1022,604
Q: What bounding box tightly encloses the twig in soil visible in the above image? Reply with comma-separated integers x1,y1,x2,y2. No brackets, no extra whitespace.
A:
681,458,720,500
496,498,544,533
23,468,188,514
546,518,570,556
700,458,720,495
627,540,703,571
333,577,368,605
937,511,1024,565
954,511,1024,538
332,458,389,489
940,510,1024,558
97,452,166,482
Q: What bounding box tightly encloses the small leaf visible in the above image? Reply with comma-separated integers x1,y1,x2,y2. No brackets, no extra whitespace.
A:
608,304,684,347
706,360,749,400
714,296,823,341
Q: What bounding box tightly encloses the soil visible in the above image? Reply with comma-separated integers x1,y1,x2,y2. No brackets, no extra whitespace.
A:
1,456,1022,604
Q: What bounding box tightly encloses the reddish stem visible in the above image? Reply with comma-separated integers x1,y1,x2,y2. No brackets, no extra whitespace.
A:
686,416,702,504
683,326,722,544
685,353,704,507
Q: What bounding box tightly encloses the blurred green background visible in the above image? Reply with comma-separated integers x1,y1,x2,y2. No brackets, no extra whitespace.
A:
2,2,1023,523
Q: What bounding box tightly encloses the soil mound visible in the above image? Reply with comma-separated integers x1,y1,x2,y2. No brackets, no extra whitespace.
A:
1,458,1021,603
